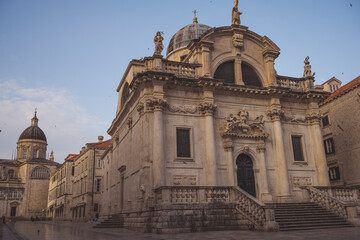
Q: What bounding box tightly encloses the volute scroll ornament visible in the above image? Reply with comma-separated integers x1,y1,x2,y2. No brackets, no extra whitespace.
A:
222,110,268,139
305,112,322,124
266,107,284,121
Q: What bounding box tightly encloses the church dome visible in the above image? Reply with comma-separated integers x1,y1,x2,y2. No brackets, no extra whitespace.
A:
19,111,47,142
166,20,211,56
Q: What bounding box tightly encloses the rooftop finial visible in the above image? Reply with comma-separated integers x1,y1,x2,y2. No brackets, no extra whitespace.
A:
303,56,316,77
49,151,54,161
232,0,242,25
31,108,39,127
192,10,198,24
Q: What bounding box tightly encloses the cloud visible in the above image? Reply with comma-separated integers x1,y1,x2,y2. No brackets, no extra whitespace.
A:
0,80,109,163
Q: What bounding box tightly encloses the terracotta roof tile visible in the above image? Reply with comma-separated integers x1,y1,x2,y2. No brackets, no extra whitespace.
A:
88,139,111,148
324,76,360,102
65,154,79,161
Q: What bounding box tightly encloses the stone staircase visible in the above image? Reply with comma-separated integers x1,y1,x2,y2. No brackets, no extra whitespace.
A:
94,214,124,228
272,202,353,231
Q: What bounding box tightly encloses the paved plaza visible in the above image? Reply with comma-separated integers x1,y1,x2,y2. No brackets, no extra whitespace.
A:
0,221,359,240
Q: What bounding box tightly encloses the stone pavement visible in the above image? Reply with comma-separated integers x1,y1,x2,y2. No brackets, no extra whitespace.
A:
3,221,360,240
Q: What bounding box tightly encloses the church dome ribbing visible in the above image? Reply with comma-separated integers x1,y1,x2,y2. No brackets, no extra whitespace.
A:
18,111,47,142
166,19,211,56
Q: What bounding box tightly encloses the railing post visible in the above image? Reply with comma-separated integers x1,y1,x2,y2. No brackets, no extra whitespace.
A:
263,206,279,231
199,188,206,203
301,186,310,202
346,204,360,226
162,188,171,204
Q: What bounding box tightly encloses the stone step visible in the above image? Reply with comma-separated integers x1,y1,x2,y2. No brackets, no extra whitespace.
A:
271,202,353,231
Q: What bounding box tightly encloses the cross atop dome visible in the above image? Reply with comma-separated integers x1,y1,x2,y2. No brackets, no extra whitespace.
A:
31,108,38,127
192,10,198,24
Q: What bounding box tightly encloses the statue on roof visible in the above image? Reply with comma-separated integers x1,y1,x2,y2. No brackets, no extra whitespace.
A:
232,0,242,25
303,56,316,77
154,31,164,56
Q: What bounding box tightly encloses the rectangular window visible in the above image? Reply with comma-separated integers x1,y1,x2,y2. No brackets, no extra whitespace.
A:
96,179,101,192
322,115,329,127
97,159,102,168
33,150,37,158
94,203,99,212
72,166,75,176
329,166,340,181
324,138,335,154
176,128,191,158
291,136,304,162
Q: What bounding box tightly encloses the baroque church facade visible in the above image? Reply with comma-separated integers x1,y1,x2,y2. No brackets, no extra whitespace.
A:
97,2,360,233
0,111,58,219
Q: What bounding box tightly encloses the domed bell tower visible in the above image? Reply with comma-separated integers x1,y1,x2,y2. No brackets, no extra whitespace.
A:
16,110,48,162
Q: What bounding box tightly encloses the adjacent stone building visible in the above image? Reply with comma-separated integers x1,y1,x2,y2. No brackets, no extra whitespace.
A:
47,154,78,220
320,76,360,186
0,111,58,219
70,137,111,222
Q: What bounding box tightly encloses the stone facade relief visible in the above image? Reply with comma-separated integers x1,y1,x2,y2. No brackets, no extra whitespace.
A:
222,110,268,139
167,104,198,114
292,177,312,187
172,175,197,186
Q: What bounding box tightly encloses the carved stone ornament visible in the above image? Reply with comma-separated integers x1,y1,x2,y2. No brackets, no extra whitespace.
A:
153,31,164,55
303,56,315,77
198,103,217,115
136,102,144,115
146,98,168,111
222,110,268,139
232,33,244,48
173,175,197,186
167,104,197,114
266,107,284,121
293,177,312,187
282,114,306,123
126,116,133,128
305,112,322,124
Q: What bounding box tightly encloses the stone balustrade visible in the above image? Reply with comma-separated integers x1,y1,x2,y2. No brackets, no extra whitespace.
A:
276,76,305,90
143,57,200,77
154,186,274,230
315,186,360,202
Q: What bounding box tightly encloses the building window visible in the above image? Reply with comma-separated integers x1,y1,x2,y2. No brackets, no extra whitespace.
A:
291,136,304,162
72,166,75,176
324,138,335,154
8,169,15,179
33,149,37,158
176,128,191,158
322,115,329,127
330,84,339,93
97,159,102,168
96,179,101,192
30,167,50,179
329,166,340,181
23,149,27,158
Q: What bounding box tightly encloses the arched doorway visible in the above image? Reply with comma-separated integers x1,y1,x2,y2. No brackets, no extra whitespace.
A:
236,154,256,197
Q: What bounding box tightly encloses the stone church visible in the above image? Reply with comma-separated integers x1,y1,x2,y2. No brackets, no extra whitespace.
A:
98,1,359,233
0,111,58,219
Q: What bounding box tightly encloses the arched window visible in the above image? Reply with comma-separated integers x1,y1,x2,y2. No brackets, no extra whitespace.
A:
213,60,262,87
241,62,262,87
33,149,37,158
30,167,50,179
22,149,27,158
214,60,235,84
121,82,130,107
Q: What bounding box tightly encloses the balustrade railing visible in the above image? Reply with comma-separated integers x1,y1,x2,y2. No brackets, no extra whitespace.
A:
276,76,305,90
315,186,360,202
301,186,347,218
154,186,266,228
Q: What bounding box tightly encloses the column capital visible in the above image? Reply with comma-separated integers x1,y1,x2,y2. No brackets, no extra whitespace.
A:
266,106,284,121
199,103,217,115
305,111,321,124
146,98,167,112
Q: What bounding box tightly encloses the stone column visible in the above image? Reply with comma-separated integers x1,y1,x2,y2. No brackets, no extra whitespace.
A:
267,100,291,201
256,144,273,202
200,41,213,77
199,90,217,186
224,138,235,185
306,111,330,186
263,52,278,87
234,57,244,85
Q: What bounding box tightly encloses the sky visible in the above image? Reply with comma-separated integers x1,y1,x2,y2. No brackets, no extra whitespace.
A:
0,0,359,163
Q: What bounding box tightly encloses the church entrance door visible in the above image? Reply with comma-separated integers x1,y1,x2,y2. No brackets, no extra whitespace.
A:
236,154,256,197
10,206,16,217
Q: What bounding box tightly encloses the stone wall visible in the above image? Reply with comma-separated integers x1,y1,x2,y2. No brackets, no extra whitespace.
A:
123,203,252,233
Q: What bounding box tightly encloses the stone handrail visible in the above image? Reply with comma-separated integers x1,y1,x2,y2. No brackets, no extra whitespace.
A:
301,186,347,218
231,186,266,227
144,57,200,77
314,186,360,202
154,186,267,228
276,77,305,90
